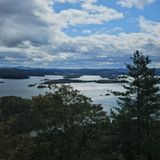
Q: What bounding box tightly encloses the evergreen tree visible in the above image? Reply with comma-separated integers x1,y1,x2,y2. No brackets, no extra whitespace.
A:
111,51,160,160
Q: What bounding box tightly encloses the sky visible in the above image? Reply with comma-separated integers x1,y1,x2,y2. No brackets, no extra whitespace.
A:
0,0,160,68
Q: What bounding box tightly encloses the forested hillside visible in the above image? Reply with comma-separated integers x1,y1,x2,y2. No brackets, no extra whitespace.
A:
0,52,160,160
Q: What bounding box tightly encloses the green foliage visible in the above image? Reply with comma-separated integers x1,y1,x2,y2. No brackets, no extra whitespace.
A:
0,85,109,160
0,96,32,160
111,51,160,160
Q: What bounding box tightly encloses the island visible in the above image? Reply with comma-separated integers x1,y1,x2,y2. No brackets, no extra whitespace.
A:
43,78,128,85
0,81,5,83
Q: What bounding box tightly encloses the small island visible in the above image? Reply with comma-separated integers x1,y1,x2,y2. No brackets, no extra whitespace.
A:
63,74,81,79
37,84,47,89
0,81,4,83
28,83,37,87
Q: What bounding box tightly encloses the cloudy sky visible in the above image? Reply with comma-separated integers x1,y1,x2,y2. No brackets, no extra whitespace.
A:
0,0,160,68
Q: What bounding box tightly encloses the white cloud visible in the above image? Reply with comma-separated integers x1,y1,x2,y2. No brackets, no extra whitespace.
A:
81,2,124,22
57,3,124,27
0,0,123,46
0,0,159,68
82,30,92,34
139,16,160,36
53,16,160,62
0,0,55,46
54,0,78,3
54,0,97,3
118,0,155,8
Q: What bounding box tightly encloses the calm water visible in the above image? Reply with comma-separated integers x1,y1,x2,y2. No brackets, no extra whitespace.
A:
0,75,125,112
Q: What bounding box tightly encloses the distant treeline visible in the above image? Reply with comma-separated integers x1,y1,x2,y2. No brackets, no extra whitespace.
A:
0,67,160,79
0,68,128,79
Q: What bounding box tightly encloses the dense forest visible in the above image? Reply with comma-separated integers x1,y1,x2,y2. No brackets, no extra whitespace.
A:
0,51,160,160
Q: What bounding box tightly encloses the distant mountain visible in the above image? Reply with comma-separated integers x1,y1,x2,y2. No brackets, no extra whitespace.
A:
0,67,159,79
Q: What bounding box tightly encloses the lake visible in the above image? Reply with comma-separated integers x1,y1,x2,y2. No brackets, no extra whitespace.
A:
0,75,125,112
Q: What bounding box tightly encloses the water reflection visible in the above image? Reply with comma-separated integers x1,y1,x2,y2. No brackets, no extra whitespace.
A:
0,75,125,112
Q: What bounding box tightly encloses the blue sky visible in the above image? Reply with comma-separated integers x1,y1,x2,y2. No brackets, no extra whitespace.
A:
0,0,160,68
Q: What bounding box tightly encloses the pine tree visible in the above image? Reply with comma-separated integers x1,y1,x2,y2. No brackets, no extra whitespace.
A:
112,51,160,160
